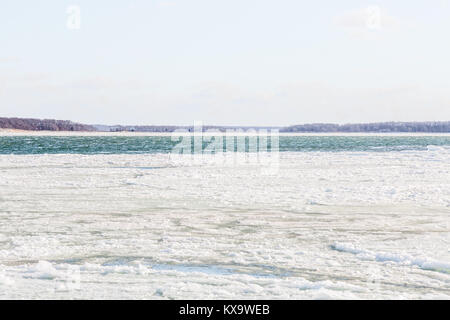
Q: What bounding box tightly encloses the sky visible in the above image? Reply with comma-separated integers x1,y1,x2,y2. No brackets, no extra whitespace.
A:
0,0,449,126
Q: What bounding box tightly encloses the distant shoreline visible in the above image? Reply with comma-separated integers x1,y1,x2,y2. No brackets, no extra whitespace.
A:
1,128,450,137
2,117,450,134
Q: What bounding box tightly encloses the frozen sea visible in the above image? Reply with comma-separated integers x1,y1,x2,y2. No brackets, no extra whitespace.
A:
0,134,449,299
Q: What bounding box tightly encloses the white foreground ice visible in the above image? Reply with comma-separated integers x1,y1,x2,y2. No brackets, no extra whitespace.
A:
0,150,449,299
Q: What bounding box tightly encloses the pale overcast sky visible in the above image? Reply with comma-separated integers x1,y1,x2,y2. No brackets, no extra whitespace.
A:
1,0,449,125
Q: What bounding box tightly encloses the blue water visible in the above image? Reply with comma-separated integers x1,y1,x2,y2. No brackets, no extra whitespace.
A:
1,136,450,154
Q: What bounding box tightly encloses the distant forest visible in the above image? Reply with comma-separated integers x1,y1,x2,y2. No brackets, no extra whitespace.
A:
1,117,450,133
281,121,450,133
0,117,95,131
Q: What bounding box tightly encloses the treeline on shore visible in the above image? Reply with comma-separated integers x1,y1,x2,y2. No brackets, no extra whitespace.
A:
281,121,450,133
0,117,96,131
1,117,450,133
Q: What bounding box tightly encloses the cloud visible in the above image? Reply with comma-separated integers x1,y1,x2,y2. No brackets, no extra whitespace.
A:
0,57,21,64
1,72,449,125
334,6,400,31
157,1,177,8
